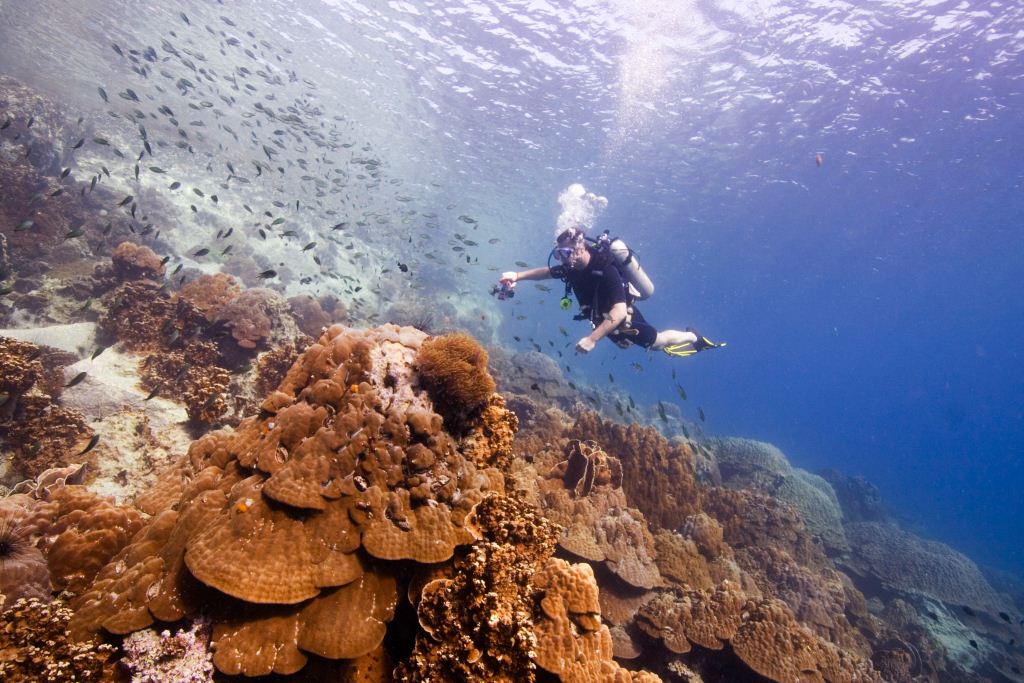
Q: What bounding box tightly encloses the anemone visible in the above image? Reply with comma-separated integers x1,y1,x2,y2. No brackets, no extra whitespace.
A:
0,507,51,603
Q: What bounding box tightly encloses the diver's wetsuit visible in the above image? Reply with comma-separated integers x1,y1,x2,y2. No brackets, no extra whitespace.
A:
554,246,658,348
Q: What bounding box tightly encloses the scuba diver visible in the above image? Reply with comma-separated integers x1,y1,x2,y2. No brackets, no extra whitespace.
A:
494,226,724,356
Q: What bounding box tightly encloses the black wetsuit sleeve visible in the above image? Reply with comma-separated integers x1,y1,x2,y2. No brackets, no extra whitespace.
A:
599,266,627,310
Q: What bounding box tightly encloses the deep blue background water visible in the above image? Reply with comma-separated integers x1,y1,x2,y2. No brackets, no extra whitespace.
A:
579,106,1024,577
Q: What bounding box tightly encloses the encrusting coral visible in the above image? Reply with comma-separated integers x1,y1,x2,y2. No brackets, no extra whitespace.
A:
843,520,1005,612
68,324,510,676
0,479,145,610
515,410,885,682
568,412,703,532
540,440,662,591
34,485,145,595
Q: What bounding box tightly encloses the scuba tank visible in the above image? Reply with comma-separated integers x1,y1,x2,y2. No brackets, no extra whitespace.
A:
594,231,654,300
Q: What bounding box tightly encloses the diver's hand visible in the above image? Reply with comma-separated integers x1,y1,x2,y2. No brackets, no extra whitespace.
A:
576,336,596,354
500,271,518,284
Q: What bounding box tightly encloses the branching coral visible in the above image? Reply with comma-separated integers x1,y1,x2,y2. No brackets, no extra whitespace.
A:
99,281,207,352
253,336,313,398
111,241,165,281
397,493,561,681
0,336,44,417
102,281,233,427
121,617,214,683
3,395,92,481
458,393,519,472
0,597,115,682
416,332,496,430
139,341,229,424
0,338,91,482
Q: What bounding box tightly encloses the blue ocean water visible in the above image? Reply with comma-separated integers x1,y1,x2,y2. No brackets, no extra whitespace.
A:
1,0,1021,578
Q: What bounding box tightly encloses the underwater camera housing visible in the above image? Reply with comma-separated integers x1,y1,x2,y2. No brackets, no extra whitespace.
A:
490,280,516,300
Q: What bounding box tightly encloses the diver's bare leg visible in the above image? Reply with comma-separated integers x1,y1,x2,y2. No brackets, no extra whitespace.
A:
651,329,698,351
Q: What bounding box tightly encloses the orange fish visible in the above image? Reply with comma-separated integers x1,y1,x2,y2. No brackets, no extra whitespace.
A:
815,153,823,167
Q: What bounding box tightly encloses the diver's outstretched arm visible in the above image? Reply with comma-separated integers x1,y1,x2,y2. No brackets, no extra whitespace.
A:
502,266,552,283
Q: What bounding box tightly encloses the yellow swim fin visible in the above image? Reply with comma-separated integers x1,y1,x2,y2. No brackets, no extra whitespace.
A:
663,334,726,358
663,344,698,357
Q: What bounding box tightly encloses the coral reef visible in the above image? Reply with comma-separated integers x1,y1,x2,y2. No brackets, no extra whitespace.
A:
35,485,145,595
111,241,165,281
0,336,92,481
139,340,229,425
0,503,51,606
98,269,236,426
288,293,333,338
533,557,661,682
253,336,313,398
458,393,519,471
0,597,115,682
416,332,496,430
819,469,890,523
98,281,206,352
844,521,1005,612
569,411,702,532
121,618,214,683
0,481,145,609
215,287,278,349
177,273,241,321
541,440,662,590
69,324,508,676
0,335,43,417
397,493,561,681
706,437,848,553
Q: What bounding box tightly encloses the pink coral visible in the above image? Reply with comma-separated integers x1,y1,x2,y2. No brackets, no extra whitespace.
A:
111,242,165,281
121,618,214,683
216,288,276,349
